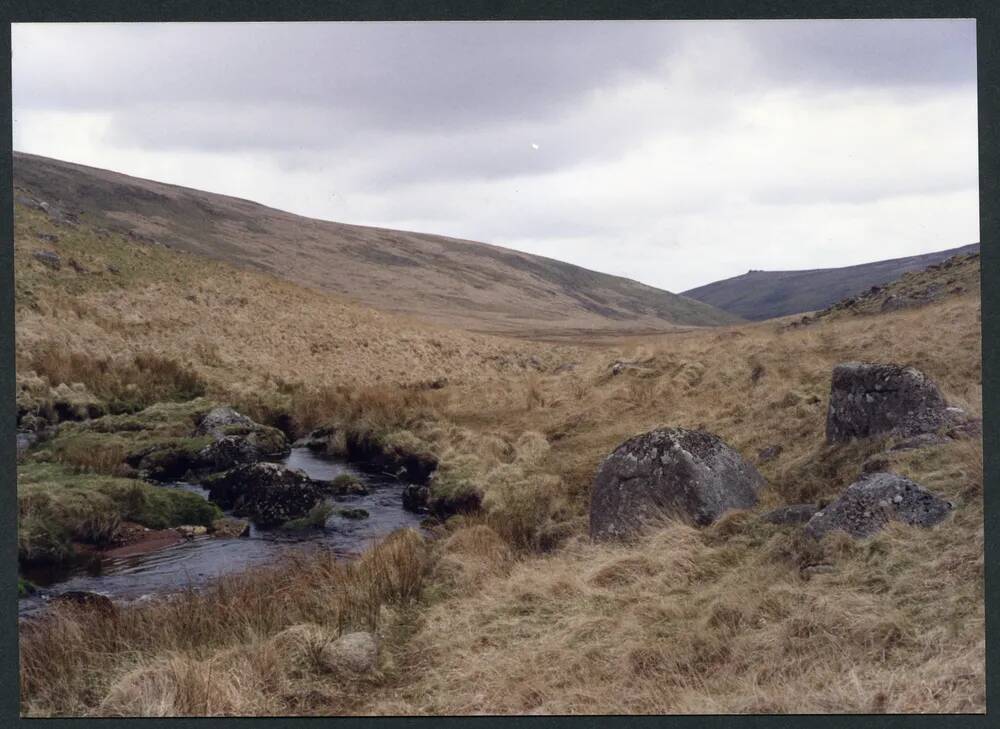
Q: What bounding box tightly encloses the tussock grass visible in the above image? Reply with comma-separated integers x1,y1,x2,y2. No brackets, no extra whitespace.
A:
20,529,429,716
15,202,984,714
28,343,205,412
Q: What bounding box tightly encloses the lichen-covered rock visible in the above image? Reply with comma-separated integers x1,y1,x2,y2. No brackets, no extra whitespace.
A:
318,631,379,675
32,250,61,270
196,406,255,438
804,472,953,539
826,362,961,443
203,462,322,526
590,427,765,540
198,435,262,471
195,406,290,464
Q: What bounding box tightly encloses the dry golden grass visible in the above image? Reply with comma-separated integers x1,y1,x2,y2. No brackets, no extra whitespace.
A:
20,529,428,716
15,201,984,715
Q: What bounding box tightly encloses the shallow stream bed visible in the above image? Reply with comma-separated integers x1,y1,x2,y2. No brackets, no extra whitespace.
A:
18,448,423,615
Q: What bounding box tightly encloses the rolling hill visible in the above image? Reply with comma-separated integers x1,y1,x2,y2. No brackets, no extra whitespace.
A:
682,243,981,321
13,152,740,335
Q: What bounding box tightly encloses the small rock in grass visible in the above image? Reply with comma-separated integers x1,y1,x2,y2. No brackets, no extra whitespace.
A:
32,250,61,270
757,444,783,463
318,631,379,675
211,517,251,538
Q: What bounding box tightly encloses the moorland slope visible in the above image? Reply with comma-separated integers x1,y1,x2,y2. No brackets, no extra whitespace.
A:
14,152,739,335
14,190,984,716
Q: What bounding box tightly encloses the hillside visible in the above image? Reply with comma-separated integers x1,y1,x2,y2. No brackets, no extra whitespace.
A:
13,152,740,335
683,243,980,321
793,250,981,326
15,189,984,715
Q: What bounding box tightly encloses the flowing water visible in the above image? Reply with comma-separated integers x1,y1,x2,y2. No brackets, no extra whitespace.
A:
18,448,423,615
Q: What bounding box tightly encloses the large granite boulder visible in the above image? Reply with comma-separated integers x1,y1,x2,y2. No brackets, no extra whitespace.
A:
804,472,953,540
826,363,963,443
196,406,255,438
196,406,290,465
198,435,265,471
203,462,323,526
590,427,765,540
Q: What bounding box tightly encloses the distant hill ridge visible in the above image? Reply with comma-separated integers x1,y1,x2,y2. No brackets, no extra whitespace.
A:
683,243,981,321
13,152,741,335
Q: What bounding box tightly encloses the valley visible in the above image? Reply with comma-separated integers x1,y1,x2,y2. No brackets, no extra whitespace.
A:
13,157,985,716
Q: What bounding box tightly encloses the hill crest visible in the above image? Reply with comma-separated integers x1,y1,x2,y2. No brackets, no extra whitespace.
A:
13,152,741,335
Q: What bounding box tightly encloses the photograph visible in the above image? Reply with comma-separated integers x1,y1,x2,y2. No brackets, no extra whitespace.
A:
10,17,985,716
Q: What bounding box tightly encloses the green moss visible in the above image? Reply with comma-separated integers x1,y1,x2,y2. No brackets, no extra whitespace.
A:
96,479,221,529
17,462,221,565
283,501,334,531
18,577,37,599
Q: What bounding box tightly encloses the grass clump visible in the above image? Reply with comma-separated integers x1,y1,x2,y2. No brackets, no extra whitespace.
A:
26,344,206,415
283,502,335,531
19,577,38,599
19,529,429,716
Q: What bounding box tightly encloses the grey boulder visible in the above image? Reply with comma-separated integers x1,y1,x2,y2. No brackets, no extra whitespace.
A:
826,362,963,443
590,427,765,540
319,631,379,675
204,462,322,527
804,472,953,539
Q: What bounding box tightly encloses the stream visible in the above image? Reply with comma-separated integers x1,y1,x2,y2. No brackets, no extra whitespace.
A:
18,448,424,616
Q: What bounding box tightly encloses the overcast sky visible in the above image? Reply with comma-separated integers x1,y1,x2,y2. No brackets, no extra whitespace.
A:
12,20,979,292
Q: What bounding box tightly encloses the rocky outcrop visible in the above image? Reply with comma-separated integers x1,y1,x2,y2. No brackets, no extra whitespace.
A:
590,427,766,540
826,363,966,443
196,406,290,462
318,631,379,675
32,250,61,270
804,472,953,540
198,435,263,471
203,462,323,527
196,406,255,438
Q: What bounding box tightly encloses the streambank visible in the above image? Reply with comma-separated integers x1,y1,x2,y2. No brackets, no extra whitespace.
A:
18,448,423,615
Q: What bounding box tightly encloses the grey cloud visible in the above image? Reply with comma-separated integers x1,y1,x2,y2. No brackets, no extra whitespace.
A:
11,20,980,293
743,19,977,89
